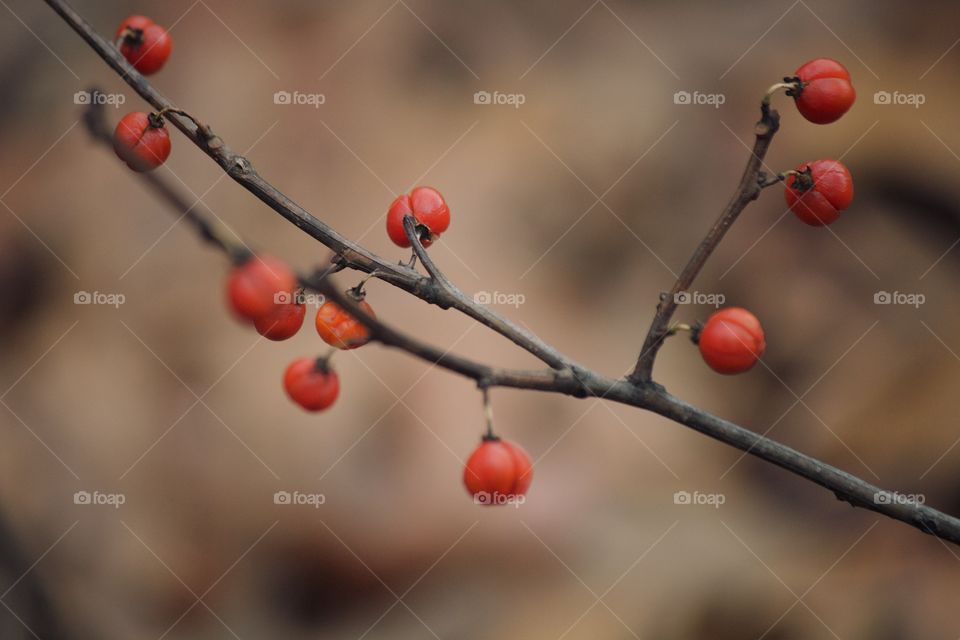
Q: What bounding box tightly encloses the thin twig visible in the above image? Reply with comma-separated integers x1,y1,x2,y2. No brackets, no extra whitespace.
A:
402,215,456,290
629,104,780,384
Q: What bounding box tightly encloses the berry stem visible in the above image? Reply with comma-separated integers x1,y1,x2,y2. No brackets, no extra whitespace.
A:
761,79,802,106
481,386,497,441
115,27,143,48
757,169,799,189
314,348,337,372
349,270,379,299
666,322,692,336
787,167,815,192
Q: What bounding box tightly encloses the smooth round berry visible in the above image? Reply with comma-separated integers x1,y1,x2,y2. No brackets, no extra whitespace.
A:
226,255,297,323
793,58,855,124
315,298,374,349
112,111,171,172
463,438,533,504
784,160,853,226
254,295,306,340
698,307,766,375
116,15,172,75
283,357,340,412
386,186,451,248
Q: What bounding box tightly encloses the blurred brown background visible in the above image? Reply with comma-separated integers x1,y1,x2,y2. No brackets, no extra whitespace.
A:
1,0,959,637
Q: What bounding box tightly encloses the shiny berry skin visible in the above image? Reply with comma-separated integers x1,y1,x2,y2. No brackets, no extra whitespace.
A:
386,186,451,248
112,112,171,172
315,299,374,349
463,438,533,504
226,256,297,323
283,358,340,412
784,160,853,226
254,296,306,341
116,15,172,75
698,307,766,375
793,58,855,124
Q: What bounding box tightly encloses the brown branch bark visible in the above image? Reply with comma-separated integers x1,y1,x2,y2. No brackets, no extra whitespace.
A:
56,0,960,547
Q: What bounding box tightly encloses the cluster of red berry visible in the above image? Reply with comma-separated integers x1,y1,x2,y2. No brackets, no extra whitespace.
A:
222,183,455,411
783,58,856,226
224,251,372,413
101,37,856,506
683,58,857,377
110,15,174,172
219,189,525,504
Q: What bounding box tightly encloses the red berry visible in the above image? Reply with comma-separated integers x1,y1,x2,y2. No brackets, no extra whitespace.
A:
116,15,172,75
386,186,451,248
115,15,153,35
112,111,171,172
463,438,533,504
315,298,374,349
226,256,297,323
284,357,340,412
784,160,853,226
254,295,306,340
793,58,855,124
698,307,766,375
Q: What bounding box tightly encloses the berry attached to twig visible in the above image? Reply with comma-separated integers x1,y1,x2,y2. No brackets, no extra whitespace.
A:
463,437,533,505
112,111,171,172
226,255,297,323
115,15,172,75
284,357,340,411
254,291,306,340
386,186,451,248
315,292,374,350
784,159,853,226
792,58,855,124
697,307,766,375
